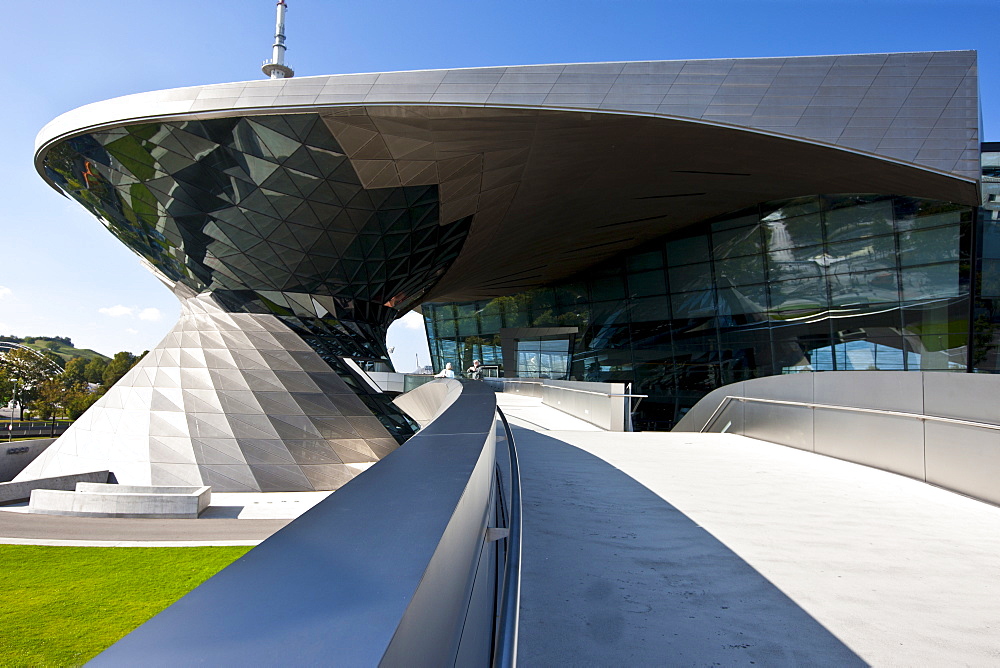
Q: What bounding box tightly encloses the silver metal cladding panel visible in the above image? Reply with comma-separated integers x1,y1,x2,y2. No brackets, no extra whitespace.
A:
742,401,814,451
674,381,746,432
740,372,815,403
812,407,926,480
812,371,924,414
921,372,1000,422
36,51,980,181
924,421,1000,506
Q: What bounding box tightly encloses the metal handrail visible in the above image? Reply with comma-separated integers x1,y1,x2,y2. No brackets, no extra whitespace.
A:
701,395,1000,433
493,407,521,668
496,379,647,399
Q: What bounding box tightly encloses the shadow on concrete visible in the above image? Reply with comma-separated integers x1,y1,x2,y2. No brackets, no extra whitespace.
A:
512,426,865,667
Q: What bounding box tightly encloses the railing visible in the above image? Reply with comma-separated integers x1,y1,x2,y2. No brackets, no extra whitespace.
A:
493,407,521,667
487,378,647,431
677,371,1000,508
703,395,1000,434
3,421,70,439
91,380,521,666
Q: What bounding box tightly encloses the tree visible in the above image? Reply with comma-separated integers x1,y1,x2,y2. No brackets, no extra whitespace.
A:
63,382,100,420
0,348,56,418
102,351,140,387
63,357,89,383
33,378,65,421
84,358,107,384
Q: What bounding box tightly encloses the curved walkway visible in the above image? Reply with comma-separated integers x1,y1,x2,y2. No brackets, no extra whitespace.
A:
501,394,1000,666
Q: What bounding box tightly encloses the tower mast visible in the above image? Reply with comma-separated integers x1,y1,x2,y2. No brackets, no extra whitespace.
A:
262,1,294,79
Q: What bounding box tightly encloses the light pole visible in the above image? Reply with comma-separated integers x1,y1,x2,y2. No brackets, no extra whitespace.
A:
7,371,16,443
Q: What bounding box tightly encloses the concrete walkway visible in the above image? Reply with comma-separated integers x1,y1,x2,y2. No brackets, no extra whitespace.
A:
499,394,1000,666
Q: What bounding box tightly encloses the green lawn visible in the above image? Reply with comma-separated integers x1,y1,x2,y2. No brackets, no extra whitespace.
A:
0,545,250,666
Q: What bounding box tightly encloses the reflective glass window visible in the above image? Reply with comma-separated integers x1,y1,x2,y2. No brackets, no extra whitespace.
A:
769,276,829,311
555,283,587,307
716,284,768,316
981,259,1000,298
627,250,664,272
456,317,478,337
671,290,716,319
910,336,967,370
713,225,762,259
766,246,826,282
894,200,964,231
433,317,457,338
828,268,899,306
898,226,960,266
824,195,894,241
589,275,626,301
760,197,821,221
630,295,671,322
627,270,667,297
710,212,758,233
981,221,1000,259
763,214,824,250
716,254,765,286
666,235,710,266
668,262,713,293
900,262,961,301
825,235,896,271
901,300,969,339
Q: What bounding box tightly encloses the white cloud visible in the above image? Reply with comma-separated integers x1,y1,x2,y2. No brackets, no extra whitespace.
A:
399,311,425,330
99,305,133,318
126,328,139,335
0,286,11,299
137,307,162,322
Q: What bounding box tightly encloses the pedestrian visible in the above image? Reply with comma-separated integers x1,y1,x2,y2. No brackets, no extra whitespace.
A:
466,359,483,380
434,363,456,379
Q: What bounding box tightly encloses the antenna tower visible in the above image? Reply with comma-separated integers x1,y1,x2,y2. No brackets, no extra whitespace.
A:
262,1,294,79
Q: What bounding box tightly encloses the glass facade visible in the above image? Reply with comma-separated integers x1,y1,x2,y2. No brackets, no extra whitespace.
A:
971,143,1000,371
425,194,976,429
43,113,476,441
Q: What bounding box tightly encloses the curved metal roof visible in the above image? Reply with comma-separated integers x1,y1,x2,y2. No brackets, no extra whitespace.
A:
35,52,981,301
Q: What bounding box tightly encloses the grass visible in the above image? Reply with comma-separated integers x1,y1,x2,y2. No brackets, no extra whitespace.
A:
0,545,250,666
19,341,108,364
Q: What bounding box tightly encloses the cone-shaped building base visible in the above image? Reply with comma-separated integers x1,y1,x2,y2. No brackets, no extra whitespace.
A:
17,294,400,492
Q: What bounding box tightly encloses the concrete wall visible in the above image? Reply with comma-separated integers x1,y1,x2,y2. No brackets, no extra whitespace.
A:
674,371,1000,506
0,470,111,504
29,485,211,519
0,438,56,482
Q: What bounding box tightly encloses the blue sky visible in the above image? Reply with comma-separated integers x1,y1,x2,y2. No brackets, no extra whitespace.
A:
1,0,996,370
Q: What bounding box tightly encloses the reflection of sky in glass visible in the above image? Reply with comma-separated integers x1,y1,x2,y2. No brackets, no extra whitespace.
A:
785,340,919,372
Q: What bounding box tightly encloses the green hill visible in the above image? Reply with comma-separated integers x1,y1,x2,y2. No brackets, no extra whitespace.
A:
1,337,110,364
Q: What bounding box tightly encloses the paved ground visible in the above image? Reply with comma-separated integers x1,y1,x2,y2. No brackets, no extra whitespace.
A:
499,394,1000,667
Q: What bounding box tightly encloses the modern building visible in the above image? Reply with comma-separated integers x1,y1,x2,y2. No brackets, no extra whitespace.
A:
19,49,988,488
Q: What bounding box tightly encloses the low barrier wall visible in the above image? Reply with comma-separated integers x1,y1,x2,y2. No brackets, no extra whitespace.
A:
0,438,55,482
674,371,1000,506
30,484,211,519
0,470,111,504
93,380,514,666
486,378,634,430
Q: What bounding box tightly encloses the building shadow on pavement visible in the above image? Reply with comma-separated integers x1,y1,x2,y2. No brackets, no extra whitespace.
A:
511,425,866,667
